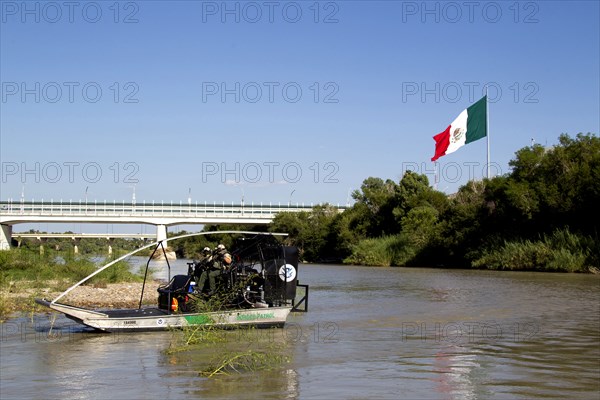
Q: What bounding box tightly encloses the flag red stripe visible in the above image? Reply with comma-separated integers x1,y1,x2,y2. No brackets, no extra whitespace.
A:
431,125,451,161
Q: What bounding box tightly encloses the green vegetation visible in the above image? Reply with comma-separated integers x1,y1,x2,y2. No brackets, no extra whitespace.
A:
270,133,600,272
0,248,143,320
198,346,290,377
472,228,600,272
166,295,290,377
0,248,142,286
168,325,290,377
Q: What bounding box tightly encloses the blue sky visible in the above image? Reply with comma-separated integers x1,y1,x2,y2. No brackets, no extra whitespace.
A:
1,0,599,222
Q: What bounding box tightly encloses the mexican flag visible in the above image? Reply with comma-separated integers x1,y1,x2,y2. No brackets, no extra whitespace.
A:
431,96,487,162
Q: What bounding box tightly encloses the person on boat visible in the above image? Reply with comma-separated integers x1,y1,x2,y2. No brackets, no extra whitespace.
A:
198,246,232,295
193,247,213,280
201,246,212,260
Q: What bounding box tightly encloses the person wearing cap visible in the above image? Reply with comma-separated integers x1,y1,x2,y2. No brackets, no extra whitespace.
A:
193,247,213,281
214,244,226,256
198,245,232,295
201,246,213,263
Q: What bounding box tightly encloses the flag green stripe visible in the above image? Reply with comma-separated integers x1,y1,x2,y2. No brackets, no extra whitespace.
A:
465,95,487,144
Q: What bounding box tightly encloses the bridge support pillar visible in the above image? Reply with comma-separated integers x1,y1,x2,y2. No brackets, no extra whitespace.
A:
156,224,167,246
0,224,12,250
73,238,80,255
38,237,47,255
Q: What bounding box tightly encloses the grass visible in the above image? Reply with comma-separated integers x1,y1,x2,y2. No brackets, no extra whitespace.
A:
0,248,144,321
472,229,599,272
344,234,416,266
344,236,397,266
0,248,143,285
345,228,599,272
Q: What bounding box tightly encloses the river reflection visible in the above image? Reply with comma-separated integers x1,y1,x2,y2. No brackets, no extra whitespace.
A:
1,263,599,399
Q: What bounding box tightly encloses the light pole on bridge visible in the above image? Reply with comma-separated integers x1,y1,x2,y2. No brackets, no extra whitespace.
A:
130,185,136,212
241,187,245,215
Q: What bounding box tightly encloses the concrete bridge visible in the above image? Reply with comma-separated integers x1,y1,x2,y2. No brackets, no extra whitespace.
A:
0,199,345,250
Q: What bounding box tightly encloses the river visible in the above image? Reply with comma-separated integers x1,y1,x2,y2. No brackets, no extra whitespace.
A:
1,262,599,399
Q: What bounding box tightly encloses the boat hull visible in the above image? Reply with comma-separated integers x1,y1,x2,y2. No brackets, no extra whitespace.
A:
36,299,291,332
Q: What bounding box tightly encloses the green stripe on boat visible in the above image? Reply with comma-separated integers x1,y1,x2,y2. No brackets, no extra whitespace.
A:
184,315,213,324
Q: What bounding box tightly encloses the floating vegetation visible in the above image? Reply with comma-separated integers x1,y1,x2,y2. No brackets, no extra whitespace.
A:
199,344,291,378
165,294,291,377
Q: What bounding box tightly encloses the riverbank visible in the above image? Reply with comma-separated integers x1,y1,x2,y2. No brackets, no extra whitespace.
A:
0,249,155,321
0,281,161,321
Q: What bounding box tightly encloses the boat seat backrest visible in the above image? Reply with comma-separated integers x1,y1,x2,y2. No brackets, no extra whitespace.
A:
159,274,191,294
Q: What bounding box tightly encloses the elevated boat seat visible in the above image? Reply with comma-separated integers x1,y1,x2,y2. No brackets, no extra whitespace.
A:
157,274,193,311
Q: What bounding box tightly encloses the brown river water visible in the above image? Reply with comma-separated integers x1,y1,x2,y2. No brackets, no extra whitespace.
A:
1,262,599,399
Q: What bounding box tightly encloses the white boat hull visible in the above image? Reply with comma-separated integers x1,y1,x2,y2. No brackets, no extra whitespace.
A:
36,299,291,332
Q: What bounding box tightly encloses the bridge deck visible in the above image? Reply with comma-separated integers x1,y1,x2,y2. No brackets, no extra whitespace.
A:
0,200,346,248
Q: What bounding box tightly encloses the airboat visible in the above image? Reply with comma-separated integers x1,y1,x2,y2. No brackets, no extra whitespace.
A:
35,231,309,332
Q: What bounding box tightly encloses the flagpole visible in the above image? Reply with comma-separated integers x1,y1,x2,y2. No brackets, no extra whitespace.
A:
434,161,438,190
486,87,490,179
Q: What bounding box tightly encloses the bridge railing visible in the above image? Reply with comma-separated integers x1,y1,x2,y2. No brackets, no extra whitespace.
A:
0,200,345,218
13,233,155,239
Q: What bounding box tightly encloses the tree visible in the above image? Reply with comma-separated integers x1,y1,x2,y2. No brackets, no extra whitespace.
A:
351,177,399,236
393,171,449,223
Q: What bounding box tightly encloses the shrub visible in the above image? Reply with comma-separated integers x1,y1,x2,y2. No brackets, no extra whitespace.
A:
472,228,596,272
344,235,419,266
